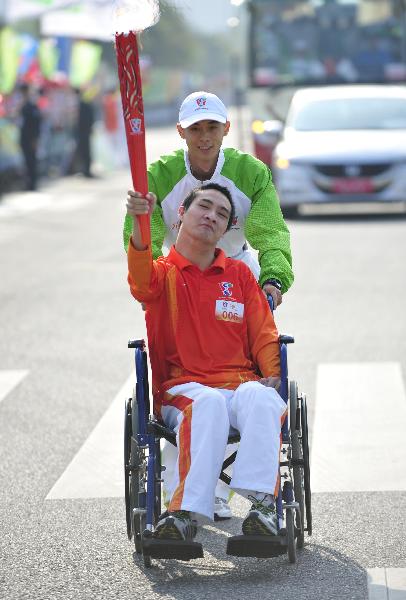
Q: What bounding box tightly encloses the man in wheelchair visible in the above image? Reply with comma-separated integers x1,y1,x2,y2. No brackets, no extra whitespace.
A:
126,182,287,543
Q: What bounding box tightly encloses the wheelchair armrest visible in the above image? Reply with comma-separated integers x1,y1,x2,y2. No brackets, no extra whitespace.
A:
148,418,177,445
128,338,146,349
279,334,294,345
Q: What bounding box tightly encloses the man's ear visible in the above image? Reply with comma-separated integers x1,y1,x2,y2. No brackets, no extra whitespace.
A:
223,121,231,136
177,123,186,139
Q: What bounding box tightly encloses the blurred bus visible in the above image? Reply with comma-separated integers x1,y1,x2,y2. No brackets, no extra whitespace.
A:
247,0,406,166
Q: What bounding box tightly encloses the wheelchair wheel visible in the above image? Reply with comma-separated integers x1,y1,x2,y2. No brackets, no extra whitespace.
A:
286,508,297,564
124,395,146,554
130,397,144,554
124,397,133,541
289,381,305,548
301,394,312,536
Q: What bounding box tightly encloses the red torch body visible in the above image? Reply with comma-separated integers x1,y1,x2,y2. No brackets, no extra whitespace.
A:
115,31,150,246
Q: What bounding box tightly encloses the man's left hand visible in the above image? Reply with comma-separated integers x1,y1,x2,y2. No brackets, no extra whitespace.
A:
262,283,282,308
259,376,281,391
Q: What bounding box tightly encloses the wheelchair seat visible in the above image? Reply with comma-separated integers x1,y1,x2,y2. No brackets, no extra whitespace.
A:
148,417,240,446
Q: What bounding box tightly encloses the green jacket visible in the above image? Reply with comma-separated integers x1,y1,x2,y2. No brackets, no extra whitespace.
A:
123,147,293,293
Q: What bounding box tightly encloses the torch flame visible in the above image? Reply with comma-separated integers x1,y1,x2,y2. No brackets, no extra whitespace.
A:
114,0,160,34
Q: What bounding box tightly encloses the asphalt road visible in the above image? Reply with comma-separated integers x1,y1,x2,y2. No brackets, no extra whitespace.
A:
0,122,405,600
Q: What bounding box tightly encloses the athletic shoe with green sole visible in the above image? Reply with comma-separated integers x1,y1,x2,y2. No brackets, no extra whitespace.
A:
242,498,278,536
154,510,197,541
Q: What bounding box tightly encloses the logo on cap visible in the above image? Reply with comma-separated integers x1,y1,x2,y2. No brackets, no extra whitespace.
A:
196,97,207,108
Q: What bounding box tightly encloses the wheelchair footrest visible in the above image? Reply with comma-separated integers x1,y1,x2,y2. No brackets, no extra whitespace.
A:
226,534,287,558
143,538,204,561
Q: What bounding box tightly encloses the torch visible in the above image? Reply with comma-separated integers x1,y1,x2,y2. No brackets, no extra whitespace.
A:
114,1,160,246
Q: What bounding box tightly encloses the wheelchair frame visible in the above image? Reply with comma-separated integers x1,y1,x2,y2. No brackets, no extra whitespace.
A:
124,333,312,568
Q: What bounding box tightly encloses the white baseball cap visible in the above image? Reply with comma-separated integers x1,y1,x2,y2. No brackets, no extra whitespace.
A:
178,91,228,128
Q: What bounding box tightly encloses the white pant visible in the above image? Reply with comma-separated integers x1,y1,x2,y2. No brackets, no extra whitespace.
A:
161,381,287,520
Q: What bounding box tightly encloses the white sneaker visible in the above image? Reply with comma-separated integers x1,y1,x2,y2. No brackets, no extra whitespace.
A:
214,497,232,520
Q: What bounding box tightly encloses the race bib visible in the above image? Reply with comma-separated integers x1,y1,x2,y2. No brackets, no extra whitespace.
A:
215,300,244,323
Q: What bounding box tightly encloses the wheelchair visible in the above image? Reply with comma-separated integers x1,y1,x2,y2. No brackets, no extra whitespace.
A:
124,316,312,568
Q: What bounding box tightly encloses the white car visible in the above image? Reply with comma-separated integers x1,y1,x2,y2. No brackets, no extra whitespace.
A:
272,85,406,217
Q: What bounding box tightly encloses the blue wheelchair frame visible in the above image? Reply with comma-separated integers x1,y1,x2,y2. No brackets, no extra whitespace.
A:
124,302,312,567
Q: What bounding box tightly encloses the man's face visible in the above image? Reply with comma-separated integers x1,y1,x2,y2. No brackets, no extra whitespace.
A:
179,189,231,245
177,119,230,164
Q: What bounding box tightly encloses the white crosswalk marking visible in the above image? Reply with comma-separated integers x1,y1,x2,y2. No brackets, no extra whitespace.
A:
311,362,406,493
0,370,29,405
46,374,134,500
368,568,406,599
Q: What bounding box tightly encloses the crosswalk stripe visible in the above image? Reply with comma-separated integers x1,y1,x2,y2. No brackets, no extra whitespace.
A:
46,374,134,500
368,568,406,599
310,362,406,493
0,370,29,405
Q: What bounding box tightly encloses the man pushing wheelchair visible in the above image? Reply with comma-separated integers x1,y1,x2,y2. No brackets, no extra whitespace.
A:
126,182,287,544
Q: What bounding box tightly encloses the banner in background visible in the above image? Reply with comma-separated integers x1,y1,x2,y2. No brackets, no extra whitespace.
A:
38,38,59,79
0,28,22,94
17,34,39,76
40,2,113,41
55,36,72,74
69,40,102,88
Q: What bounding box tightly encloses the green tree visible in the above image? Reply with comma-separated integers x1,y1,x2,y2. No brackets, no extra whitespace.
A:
140,2,202,69
140,1,233,76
